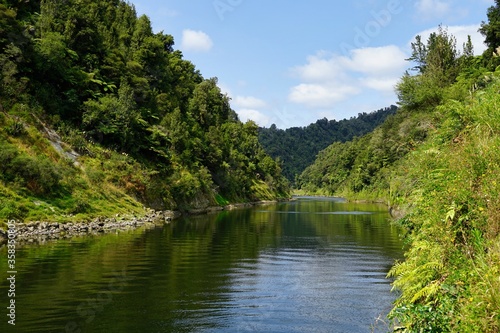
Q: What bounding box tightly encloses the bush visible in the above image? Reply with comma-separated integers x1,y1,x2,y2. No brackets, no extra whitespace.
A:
0,141,62,195
0,200,29,220
5,118,26,137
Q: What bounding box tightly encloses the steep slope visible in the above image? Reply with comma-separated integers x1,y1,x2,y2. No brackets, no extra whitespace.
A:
0,0,289,222
386,74,500,332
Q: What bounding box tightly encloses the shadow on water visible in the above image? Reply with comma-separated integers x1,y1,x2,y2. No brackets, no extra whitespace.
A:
0,197,404,333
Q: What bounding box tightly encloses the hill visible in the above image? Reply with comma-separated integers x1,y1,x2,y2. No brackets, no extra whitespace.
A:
258,105,397,183
298,22,500,332
0,0,289,222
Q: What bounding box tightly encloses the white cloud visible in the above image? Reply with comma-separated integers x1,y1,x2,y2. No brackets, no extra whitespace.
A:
289,83,360,108
289,45,408,109
412,24,487,55
181,29,213,52
362,77,400,92
237,109,270,126
415,0,451,19
347,46,408,77
229,95,270,126
217,82,232,97
233,96,267,109
290,51,349,83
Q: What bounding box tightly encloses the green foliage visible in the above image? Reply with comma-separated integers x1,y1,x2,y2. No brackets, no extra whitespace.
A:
5,117,26,136
82,83,147,152
479,0,500,67
0,139,62,195
385,83,500,330
298,109,430,198
300,22,500,331
258,106,397,182
0,0,289,221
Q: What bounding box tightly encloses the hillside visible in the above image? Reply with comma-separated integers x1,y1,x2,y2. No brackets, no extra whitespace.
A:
298,21,500,332
258,106,396,182
0,0,289,222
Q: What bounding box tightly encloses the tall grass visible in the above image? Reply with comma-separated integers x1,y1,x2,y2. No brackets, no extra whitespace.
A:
387,74,500,332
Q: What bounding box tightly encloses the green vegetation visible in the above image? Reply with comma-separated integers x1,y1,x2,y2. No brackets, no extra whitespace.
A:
258,106,396,183
298,10,500,333
2,0,499,330
0,0,289,222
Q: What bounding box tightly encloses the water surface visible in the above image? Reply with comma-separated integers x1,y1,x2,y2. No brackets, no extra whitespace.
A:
0,196,403,332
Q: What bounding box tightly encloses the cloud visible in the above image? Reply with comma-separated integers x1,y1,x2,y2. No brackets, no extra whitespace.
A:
181,29,213,52
217,82,232,97
289,83,360,108
230,95,270,126
346,46,408,77
289,45,408,109
290,51,349,83
237,109,270,126
412,24,487,55
233,96,267,109
414,0,451,19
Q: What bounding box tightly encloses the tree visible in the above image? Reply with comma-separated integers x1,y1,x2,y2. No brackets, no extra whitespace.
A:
408,35,428,73
1,0,290,210
480,0,500,64
83,83,146,152
397,27,460,110
188,78,231,130
0,3,31,105
408,27,459,82
258,106,397,182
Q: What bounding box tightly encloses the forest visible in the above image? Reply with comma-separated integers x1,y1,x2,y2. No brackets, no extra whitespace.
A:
299,5,500,332
258,105,397,183
0,0,289,221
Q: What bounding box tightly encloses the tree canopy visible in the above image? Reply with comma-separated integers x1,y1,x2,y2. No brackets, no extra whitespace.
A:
258,106,396,183
0,0,289,214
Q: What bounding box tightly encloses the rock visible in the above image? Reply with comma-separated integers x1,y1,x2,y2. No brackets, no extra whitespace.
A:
0,209,184,245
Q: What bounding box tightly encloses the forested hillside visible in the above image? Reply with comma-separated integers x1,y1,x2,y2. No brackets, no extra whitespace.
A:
299,13,500,333
258,105,396,182
0,0,289,221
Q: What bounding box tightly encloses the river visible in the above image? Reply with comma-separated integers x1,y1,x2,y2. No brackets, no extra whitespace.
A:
0,196,403,333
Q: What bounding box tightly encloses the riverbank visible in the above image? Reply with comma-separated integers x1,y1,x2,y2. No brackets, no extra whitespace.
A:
0,200,285,245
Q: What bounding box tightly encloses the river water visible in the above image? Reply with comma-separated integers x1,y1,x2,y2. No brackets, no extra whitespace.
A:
0,196,404,333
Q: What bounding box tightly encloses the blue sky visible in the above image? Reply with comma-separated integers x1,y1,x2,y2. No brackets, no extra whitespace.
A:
131,0,494,128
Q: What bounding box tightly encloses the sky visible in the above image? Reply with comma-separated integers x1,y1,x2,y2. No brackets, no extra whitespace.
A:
131,0,494,129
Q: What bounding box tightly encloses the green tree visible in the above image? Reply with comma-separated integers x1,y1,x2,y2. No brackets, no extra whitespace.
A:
480,0,500,66
83,83,146,152
397,27,460,111
258,106,396,182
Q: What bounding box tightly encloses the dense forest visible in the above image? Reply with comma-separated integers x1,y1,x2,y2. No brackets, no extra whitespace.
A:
299,7,500,333
0,0,289,221
258,105,396,183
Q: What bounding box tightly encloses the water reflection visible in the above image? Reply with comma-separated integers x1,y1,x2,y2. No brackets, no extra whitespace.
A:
0,197,403,333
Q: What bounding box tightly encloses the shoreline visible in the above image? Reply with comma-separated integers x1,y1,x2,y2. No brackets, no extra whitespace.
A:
0,200,285,245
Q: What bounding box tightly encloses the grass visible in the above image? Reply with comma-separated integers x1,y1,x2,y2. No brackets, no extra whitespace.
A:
0,111,148,223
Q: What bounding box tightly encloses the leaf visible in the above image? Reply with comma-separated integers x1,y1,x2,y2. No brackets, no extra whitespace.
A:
446,202,456,222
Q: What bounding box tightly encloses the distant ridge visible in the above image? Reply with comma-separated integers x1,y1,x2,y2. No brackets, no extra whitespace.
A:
258,105,397,182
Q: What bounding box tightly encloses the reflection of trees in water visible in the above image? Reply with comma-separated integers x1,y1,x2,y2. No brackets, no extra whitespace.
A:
5,199,403,332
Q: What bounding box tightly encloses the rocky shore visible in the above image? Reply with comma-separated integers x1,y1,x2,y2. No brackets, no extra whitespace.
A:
0,200,283,245
0,210,181,245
